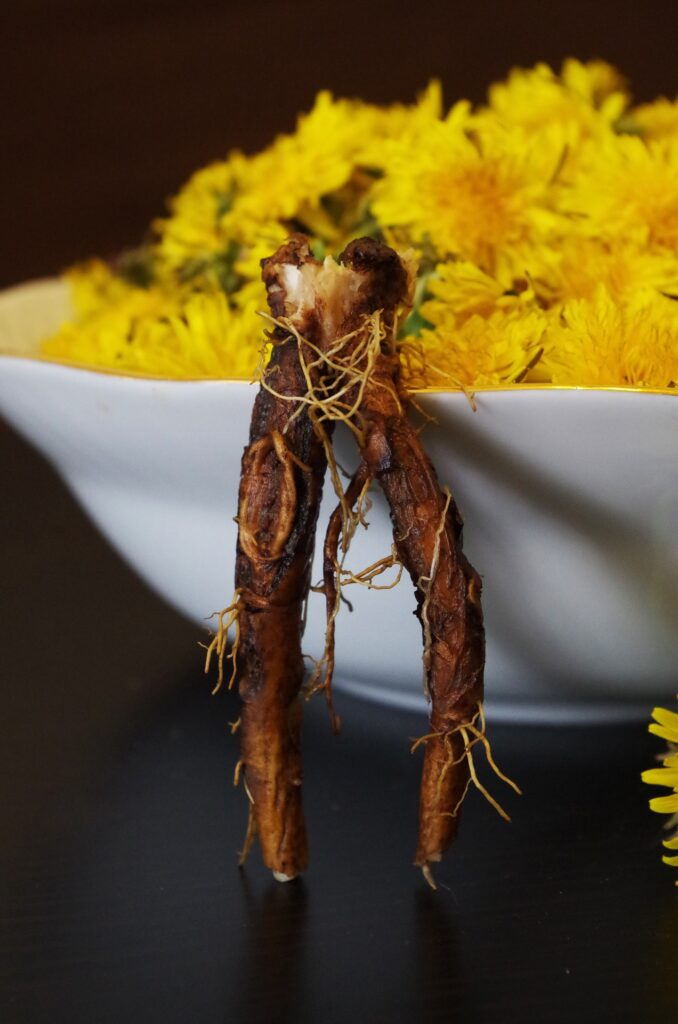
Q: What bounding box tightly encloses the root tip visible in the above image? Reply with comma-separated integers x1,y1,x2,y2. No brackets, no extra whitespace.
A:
420,863,438,891
272,870,298,883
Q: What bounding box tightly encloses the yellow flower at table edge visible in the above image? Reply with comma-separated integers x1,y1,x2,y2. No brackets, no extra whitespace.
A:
401,307,546,391
641,701,678,885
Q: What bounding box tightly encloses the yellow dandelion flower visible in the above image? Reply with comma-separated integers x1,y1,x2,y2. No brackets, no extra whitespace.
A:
420,259,539,323
373,108,564,281
404,259,546,389
226,94,358,230
541,287,678,388
154,87,441,286
566,134,678,253
560,58,628,112
357,79,443,167
423,260,505,318
641,701,678,885
42,272,262,380
647,705,678,746
485,59,627,134
154,158,243,280
42,280,171,372
223,91,395,237
147,290,261,379
403,299,548,393
526,238,678,306
65,259,134,318
629,97,678,141
35,63,678,391
231,222,289,279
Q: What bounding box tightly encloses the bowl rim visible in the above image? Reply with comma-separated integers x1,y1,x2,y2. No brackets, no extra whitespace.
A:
1,352,676,397
1,277,676,397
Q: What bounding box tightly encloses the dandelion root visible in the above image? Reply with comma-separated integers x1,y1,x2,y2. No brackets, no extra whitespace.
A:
222,233,514,883
233,238,329,879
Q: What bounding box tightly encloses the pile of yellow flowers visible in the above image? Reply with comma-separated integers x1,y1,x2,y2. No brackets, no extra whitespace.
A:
43,59,678,390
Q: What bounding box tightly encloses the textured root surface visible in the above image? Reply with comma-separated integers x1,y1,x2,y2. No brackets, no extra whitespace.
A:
342,342,486,864
229,242,330,877
217,234,518,881
412,704,521,871
333,239,510,869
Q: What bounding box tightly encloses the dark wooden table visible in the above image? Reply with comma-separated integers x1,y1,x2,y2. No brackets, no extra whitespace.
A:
1,422,676,1024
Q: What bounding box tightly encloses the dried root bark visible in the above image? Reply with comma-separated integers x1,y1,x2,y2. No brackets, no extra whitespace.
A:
227,234,515,883
317,459,371,726
359,382,484,872
233,239,328,880
336,241,487,877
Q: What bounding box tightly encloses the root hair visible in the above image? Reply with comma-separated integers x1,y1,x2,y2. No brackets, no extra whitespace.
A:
411,703,522,822
204,590,242,694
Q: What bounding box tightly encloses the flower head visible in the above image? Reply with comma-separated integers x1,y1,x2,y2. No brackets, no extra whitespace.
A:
642,701,678,885
374,106,564,281
541,287,678,389
566,134,678,254
39,61,678,392
153,159,241,282
482,59,628,143
43,270,261,379
401,260,546,389
527,238,678,307
630,97,678,142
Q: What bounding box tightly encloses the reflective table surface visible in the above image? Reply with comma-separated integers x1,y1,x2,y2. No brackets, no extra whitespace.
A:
1,424,676,1024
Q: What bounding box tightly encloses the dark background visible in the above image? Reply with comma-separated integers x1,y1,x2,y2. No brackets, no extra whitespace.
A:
3,0,678,289
2,3,678,1022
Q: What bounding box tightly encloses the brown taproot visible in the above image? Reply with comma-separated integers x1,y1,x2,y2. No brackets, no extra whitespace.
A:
220,234,518,884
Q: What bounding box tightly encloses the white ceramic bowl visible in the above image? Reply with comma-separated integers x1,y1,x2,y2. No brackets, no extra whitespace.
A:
1,279,677,723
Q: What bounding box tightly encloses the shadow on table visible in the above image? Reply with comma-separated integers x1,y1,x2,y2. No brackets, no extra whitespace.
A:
234,874,310,1024
413,887,464,1021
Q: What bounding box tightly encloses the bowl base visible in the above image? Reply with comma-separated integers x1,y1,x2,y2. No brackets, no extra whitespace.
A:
333,676,658,726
